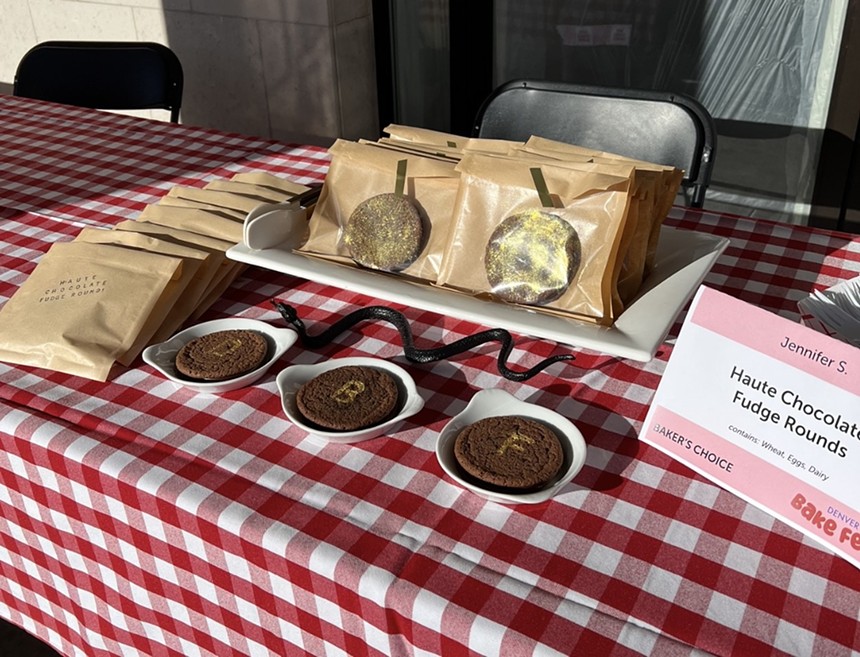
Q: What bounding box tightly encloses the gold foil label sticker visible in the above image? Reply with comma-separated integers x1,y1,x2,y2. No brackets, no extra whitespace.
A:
332,380,366,405
497,432,535,456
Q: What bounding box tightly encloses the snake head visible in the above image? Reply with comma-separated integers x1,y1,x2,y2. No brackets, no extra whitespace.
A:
270,299,304,331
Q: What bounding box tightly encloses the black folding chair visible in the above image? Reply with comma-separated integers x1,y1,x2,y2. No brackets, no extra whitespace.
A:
472,80,716,207
13,41,184,123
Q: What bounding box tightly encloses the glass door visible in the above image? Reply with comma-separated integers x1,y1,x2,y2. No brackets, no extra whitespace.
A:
374,0,854,227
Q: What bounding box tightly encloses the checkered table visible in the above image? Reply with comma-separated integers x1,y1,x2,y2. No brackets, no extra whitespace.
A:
0,95,858,657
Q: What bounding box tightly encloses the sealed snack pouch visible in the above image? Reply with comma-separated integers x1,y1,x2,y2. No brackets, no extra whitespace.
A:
523,136,682,274
113,220,241,319
229,171,311,196
436,152,633,325
0,241,183,381
512,139,660,306
382,124,522,159
74,228,212,352
383,124,468,149
299,139,459,284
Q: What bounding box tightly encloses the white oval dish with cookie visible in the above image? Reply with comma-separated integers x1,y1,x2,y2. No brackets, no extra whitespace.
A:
277,357,424,443
143,318,298,394
436,389,587,504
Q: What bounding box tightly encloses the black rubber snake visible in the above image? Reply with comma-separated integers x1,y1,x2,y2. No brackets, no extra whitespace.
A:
271,300,574,382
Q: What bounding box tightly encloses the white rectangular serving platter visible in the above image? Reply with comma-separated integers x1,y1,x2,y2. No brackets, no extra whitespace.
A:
227,206,729,362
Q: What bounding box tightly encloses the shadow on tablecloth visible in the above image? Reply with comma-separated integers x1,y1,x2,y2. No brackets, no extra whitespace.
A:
0,618,62,657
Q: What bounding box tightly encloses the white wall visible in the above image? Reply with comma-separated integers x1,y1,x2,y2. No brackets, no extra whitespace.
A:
0,0,380,145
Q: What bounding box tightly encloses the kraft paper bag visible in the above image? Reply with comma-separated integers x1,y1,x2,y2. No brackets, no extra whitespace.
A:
300,139,460,283
382,124,521,156
384,124,469,148
523,136,682,274
230,172,311,196
156,195,247,221
165,186,265,214
0,241,182,381
509,142,657,308
139,204,244,243
74,228,210,348
112,220,242,319
203,179,297,202
436,151,633,325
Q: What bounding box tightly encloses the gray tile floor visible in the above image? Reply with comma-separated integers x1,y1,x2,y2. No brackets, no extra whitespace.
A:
0,618,62,656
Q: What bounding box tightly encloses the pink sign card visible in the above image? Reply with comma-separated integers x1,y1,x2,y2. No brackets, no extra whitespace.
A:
640,286,860,568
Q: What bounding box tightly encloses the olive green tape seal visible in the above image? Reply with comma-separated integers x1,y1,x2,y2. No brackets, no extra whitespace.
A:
530,167,554,208
395,159,407,196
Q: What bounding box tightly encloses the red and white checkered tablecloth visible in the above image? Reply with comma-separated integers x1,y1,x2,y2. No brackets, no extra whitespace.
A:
0,95,858,657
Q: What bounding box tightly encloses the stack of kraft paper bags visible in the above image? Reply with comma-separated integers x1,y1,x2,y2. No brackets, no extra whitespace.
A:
298,125,682,328
0,172,311,381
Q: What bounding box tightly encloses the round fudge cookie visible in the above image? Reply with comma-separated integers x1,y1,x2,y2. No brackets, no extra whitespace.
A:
175,329,269,381
296,365,399,431
453,415,564,490
485,209,581,305
344,193,423,271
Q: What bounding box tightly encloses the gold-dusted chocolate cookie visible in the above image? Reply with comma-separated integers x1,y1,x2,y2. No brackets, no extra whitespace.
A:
453,415,564,491
175,329,268,381
485,209,581,305
344,193,423,271
296,365,399,431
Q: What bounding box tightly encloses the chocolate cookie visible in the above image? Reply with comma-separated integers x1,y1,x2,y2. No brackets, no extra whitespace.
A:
175,329,269,381
453,415,564,490
296,365,399,431
485,209,581,305
344,193,423,271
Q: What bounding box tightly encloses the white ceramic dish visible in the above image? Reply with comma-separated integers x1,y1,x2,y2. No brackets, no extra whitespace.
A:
142,318,298,394
227,220,729,362
436,389,587,504
276,356,425,443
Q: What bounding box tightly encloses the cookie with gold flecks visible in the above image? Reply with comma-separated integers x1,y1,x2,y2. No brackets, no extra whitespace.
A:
453,415,563,490
175,329,268,381
296,365,399,431
344,193,424,271
485,209,581,305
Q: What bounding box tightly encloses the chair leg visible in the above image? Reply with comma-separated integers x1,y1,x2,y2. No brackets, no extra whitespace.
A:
690,184,705,208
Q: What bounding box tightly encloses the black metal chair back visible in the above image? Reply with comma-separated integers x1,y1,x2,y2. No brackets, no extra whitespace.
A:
14,41,183,123
473,80,716,207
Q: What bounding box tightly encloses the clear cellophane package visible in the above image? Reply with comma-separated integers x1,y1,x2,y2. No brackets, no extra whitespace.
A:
299,139,460,283
295,129,687,326
435,151,633,325
520,136,683,276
